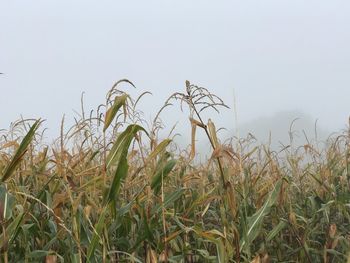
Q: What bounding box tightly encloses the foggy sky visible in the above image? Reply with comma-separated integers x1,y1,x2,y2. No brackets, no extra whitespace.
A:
1,1,350,144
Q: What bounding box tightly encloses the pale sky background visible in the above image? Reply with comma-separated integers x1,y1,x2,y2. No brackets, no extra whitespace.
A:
1,1,350,147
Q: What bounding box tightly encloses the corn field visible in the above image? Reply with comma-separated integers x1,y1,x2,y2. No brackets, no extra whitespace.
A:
0,80,349,262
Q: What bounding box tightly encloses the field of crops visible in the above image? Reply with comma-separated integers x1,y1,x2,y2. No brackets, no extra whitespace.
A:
0,80,349,262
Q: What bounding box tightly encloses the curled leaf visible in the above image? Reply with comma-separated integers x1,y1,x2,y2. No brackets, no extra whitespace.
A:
103,94,128,132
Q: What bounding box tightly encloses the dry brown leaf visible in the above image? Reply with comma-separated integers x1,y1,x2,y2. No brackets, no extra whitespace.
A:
329,224,337,239
250,255,261,263
146,248,158,263
0,141,19,150
190,118,197,160
45,255,57,263
226,182,237,219
208,119,219,149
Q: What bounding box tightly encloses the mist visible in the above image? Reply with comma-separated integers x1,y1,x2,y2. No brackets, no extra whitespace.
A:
1,0,349,143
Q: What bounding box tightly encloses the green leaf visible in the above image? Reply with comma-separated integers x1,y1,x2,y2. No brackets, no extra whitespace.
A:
0,211,25,249
1,119,41,182
87,206,108,260
105,124,147,205
151,159,177,195
266,220,287,242
192,227,228,263
147,139,172,161
0,185,15,220
106,124,147,169
28,250,51,258
103,94,128,132
153,188,185,215
240,180,282,252
87,124,147,260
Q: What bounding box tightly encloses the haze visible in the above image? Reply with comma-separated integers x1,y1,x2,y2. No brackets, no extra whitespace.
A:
1,1,349,147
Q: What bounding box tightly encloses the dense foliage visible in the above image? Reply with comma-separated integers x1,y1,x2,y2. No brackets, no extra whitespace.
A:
0,80,349,262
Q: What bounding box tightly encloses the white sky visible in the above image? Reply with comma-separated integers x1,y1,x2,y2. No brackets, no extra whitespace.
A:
1,1,350,142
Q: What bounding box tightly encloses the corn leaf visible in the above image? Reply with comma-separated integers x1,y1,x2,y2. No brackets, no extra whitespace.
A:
105,124,146,205
147,139,171,161
87,206,108,260
266,220,287,242
240,180,282,252
0,185,15,220
151,159,177,195
103,94,128,132
193,227,228,263
1,119,41,182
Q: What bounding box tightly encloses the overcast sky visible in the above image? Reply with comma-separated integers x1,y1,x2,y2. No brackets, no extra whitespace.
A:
1,1,349,144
